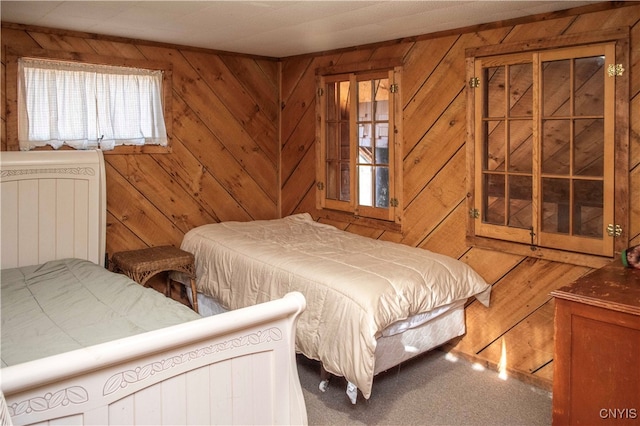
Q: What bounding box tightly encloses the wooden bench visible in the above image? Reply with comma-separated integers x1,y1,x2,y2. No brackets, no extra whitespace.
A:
111,245,199,313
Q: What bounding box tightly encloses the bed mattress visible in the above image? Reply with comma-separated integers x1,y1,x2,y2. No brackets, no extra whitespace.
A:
181,213,491,399
1,258,201,367
187,287,467,377
187,285,464,338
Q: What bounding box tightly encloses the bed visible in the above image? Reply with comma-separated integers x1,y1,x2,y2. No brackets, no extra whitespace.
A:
179,213,492,403
0,150,308,425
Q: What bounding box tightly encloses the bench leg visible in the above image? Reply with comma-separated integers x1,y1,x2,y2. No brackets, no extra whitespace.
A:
189,278,199,313
165,275,171,297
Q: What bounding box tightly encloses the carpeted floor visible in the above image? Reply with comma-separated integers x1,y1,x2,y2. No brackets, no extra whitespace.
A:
297,350,552,425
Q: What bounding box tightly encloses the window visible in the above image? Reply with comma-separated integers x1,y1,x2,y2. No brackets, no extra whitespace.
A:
17,57,168,151
316,66,402,227
467,29,629,264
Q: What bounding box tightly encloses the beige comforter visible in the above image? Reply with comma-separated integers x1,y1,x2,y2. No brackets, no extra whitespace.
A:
181,213,490,399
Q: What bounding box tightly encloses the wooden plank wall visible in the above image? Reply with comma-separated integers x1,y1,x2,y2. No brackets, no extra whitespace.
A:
279,4,640,389
1,3,639,391
0,24,281,257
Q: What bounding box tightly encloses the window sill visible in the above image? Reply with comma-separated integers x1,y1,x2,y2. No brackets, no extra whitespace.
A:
10,145,172,155
466,235,615,269
102,145,172,155
316,209,403,233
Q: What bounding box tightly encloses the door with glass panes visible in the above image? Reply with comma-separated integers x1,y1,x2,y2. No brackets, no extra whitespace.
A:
473,44,614,257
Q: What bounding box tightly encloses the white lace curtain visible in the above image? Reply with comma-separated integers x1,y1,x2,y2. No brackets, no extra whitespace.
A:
18,58,167,151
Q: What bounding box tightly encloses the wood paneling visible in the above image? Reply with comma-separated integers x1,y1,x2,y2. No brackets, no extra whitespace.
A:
279,3,640,389
1,25,281,260
2,2,638,391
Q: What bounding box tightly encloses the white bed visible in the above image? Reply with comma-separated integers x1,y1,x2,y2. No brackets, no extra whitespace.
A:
0,150,308,425
180,213,492,403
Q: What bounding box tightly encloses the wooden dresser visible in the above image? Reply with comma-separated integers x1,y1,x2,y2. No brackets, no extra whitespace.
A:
551,260,640,425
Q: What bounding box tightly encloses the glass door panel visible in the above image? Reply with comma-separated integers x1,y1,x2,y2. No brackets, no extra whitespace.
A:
574,56,604,116
541,119,570,175
508,175,532,229
509,63,533,117
542,60,570,117
542,178,570,234
481,61,533,231
375,166,389,208
485,66,505,118
325,80,351,202
357,77,389,209
574,118,604,176
573,179,603,238
540,53,606,240
484,121,505,171
509,120,532,173
483,173,505,225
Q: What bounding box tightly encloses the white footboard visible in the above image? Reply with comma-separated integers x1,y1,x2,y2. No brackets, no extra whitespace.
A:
1,292,307,426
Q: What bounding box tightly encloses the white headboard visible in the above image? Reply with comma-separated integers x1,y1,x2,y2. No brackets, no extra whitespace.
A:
1,150,106,268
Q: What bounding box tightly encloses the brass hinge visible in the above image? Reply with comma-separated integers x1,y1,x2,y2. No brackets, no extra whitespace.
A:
469,208,479,218
317,87,324,96
316,182,325,190
390,83,399,93
469,77,480,88
607,64,624,77
607,224,622,237
390,198,399,207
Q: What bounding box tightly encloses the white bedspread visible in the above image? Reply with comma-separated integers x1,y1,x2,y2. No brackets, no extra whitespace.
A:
181,213,490,399
1,258,200,367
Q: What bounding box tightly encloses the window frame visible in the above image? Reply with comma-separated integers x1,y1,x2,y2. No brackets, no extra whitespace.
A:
5,48,173,154
315,60,403,231
465,28,629,268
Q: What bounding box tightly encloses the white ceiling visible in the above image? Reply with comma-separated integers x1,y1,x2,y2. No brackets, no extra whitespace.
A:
1,1,600,58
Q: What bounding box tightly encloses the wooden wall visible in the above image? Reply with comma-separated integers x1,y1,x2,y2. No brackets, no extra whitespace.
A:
279,3,640,389
0,24,282,257
2,2,639,391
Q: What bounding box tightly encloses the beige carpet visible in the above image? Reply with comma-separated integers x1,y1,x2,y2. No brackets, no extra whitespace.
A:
297,350,552,425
